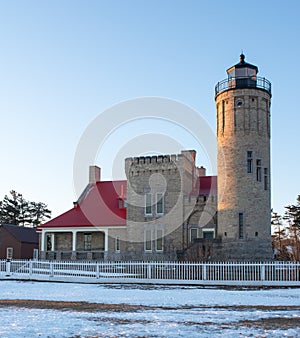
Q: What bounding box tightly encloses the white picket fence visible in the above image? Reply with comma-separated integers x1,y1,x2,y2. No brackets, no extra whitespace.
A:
0,260,300,286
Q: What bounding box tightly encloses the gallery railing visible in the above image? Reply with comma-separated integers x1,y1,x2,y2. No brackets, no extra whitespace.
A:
215,76,271,96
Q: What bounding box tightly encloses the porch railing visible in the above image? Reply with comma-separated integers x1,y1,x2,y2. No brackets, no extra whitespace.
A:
41,250,105,261
0,260,299,286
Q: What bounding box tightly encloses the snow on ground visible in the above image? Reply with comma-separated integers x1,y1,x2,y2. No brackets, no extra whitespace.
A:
0,306,299,338
0,281,299,337
1,280,300,307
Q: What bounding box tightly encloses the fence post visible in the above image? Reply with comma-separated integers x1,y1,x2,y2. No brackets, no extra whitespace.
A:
29,260,33,277
5,260,11,276
50,261,54,277
96,263,100,279
260,263,265,281
147,263,152,279
202,263,207,281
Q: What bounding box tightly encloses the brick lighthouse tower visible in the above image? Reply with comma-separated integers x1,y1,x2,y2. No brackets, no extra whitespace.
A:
215,54,273,260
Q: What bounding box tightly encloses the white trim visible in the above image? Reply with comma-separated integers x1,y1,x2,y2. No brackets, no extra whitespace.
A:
40,227,110,252
40,226,124,233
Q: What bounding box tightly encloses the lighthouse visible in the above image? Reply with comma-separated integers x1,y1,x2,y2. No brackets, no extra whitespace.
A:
215,54,273,260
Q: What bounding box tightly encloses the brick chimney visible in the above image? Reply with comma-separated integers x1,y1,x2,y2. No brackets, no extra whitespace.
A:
198,166,206,177
89,165,101,184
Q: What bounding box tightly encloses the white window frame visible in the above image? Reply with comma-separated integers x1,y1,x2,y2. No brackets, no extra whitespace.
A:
145,193,152,216
156,192,164,215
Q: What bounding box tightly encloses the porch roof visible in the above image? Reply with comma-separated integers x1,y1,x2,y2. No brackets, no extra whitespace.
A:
39,180,127,229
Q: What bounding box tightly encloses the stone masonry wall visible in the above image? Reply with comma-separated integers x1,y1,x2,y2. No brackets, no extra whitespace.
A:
124,150,198,260
216,87,273,260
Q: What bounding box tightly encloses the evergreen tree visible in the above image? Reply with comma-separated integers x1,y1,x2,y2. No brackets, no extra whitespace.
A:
0,190,51,227
284,195,300,261
29,201,51,227
284,195,300,229
271,211,290,260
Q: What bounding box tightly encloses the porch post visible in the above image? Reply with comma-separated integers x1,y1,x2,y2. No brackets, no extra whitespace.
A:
41,230,46,251
72,230,77,251
51,233,55,251
71,230,77,260
104,229,108,252
40,230,47,260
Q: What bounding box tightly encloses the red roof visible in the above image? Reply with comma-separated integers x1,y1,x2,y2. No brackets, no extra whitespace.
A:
39,180,127,229
39,176,217,230
199,176,217,195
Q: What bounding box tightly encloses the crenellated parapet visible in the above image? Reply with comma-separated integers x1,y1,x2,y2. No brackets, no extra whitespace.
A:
125,150,197,181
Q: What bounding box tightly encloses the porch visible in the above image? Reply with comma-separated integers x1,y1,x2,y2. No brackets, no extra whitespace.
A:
39,228,108,261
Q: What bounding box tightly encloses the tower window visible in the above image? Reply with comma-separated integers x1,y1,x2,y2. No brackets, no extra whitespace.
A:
222,100,225,134
217,104,219,136
238,213,244,239
264,168,268,190
256,159,262,182
236,99,243,107
266,112,270,136
247,151,253,173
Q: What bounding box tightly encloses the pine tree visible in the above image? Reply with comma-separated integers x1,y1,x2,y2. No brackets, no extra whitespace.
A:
284,195,300,261
271,211,289,260
29,201,51,227
0,190,51,227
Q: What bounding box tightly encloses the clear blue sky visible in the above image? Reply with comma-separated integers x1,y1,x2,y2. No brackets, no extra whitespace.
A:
0,0,299,218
